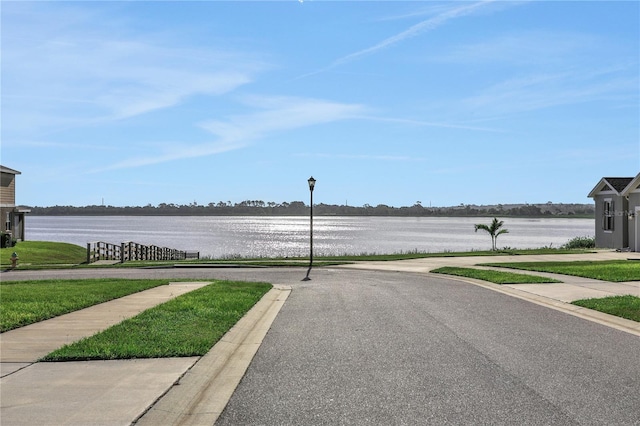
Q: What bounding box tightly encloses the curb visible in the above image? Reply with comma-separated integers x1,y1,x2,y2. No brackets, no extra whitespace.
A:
134,284,291,425
428,273,640,337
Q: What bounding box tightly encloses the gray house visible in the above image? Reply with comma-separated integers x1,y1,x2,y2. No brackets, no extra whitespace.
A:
588,173,640,252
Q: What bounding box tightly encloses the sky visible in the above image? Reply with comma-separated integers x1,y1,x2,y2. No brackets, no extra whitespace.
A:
2,1,639,208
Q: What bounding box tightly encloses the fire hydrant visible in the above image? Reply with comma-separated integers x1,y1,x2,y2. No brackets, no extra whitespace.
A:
10,252,18,269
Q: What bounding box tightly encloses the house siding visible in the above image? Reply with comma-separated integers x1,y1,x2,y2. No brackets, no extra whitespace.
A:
1,170,18,235
593,194,628,249
0,173,16,206
629,192,640,251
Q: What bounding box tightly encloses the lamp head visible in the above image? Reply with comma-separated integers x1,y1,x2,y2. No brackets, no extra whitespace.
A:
308,176,316,191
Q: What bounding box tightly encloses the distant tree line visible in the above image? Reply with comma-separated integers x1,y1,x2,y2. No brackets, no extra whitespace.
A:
27,201,595,217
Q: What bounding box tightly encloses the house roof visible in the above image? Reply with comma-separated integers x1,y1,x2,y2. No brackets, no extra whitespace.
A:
588,173,640,198
604,177,634,193
0,165,21,175
621,173,640,196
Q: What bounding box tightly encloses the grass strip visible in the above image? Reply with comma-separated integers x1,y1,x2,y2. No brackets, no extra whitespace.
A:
1,241,594,270
431,266,562,284
0,241,86,267
42,280,272,361
122,249,594,268
314,248,591,262
0,279,168,332
572,295,640,322
480,260,640,282
199,248,592,263
115,260,348,268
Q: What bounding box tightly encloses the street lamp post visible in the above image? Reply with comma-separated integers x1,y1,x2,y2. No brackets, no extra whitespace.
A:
303,176,316,281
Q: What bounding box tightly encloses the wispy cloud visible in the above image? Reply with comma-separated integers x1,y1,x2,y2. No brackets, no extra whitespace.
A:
335,1,494,65
409,23,639,119
373,3,463,22
98,95,368,171
200,95,367,142
461,66,638,115
9,40,260,130
93,140,245,172
97,93,512,172
433,30,605,67
356,116,506,133
2,4,267,136
299,1,498,78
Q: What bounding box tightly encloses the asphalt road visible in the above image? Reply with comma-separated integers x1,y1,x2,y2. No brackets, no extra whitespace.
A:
3,267,639,424
217,268,640,425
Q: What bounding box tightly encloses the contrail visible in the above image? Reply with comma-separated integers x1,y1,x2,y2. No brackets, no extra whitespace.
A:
334,1,496,66
297,0,496,79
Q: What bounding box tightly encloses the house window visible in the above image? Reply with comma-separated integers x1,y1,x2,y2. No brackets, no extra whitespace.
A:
603,199,614,231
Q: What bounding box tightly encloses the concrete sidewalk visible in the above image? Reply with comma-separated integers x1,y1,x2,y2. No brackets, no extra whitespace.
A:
337,249,640,276
0,281,290,426
0,282,210,426
1,282,210,367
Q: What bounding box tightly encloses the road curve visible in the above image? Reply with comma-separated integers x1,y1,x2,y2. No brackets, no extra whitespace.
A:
3,266,639,424
217,268,639,425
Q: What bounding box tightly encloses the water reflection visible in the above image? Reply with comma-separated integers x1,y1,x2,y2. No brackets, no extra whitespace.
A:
27,216,594,258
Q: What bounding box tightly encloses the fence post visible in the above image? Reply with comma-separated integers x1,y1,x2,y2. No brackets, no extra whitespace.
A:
86,240,192,263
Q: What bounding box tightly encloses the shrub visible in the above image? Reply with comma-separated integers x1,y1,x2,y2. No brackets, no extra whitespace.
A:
562,236,595,249
0,232,16,248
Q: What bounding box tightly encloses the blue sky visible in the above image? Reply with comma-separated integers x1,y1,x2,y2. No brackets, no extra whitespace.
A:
2,1,638,208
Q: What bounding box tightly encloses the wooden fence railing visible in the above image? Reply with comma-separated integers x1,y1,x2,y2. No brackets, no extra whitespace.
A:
87,241,121,263
87,241,199,264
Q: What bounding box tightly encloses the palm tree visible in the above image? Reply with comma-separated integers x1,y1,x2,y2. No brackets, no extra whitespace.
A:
474,217,509,251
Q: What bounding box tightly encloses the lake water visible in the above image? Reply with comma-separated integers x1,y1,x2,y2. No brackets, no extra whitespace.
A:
25,216,594,258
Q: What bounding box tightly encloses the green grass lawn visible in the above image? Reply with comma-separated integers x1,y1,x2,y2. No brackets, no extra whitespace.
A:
0,241,86,268
42,280,271,361
116,259,348,268
306,248,592,262
480,260,640,282
0,279,168,332
126,248,593,267
1,241,596,270
572,295,640,322
431,266,561,284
